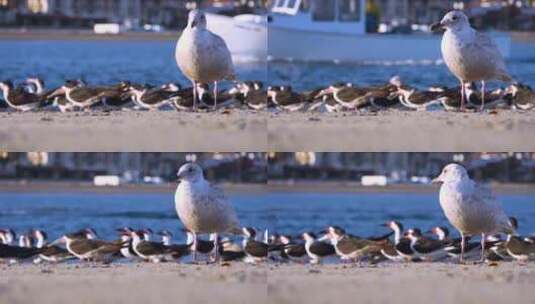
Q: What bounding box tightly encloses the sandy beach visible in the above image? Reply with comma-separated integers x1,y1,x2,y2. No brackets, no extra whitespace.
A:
268,110,535,151
1,262,534,304
0,110,267,151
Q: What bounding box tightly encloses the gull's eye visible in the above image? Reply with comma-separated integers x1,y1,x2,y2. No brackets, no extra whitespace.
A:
452,16,458,21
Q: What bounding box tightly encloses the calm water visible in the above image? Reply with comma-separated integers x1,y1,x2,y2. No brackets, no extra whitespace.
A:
0,191,533,241
0,40,267,88
1,40,533,91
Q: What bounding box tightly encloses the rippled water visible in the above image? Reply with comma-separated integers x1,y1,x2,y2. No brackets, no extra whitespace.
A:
1,40,533,92
0,191,533,241
0,40,267,88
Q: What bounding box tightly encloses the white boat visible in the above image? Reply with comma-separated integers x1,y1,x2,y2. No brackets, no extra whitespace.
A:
206,0,511,63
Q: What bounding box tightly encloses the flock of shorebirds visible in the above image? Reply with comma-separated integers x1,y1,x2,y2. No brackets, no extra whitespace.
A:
1,76,534,113
1,163,535,266
1,218,534,266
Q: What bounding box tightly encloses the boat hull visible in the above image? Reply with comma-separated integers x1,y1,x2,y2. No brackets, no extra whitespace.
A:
206,13,267,62
206,13,512,63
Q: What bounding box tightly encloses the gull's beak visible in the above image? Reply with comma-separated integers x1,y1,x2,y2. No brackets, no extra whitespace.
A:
430,22,444,32
431,176,443,184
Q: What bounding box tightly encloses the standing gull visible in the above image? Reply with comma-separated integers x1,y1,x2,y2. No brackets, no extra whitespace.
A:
174,163,241,263
432,164,515,262
175,10,236,110
431,11,513,110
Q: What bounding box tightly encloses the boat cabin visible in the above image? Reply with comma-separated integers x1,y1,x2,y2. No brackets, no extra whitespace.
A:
269,0,366,35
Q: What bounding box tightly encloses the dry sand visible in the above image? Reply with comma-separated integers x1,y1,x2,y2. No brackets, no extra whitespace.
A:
1,262,534,304
268,110,535,151
0,110,267,151
2,109,535,151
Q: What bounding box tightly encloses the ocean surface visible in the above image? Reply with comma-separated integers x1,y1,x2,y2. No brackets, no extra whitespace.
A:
0,40,533,91
0,191,534,242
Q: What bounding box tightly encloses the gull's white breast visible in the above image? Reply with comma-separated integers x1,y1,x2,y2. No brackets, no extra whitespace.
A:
175,180,239,234
175,29,234,83
442,30,497,82
439,180,504,235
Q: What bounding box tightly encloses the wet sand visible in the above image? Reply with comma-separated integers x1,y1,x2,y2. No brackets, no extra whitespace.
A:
1,262,534,304
268,110,535,151
0,110,267,151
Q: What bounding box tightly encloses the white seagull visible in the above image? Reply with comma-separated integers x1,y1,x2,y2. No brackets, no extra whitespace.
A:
174,163,241,263
431,11,513,111
432,163,515,262
175,10,236,110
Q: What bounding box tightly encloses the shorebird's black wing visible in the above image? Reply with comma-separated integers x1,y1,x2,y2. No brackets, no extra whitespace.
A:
70,239,105,254
245,241,269,258
9,90,42,106
285,243,306,257
69,87,102,101
413,239,444,254
41,245,70,256
168,244,190,258
221,250,245,262
309,242,335,256
196,239,215,254
0,244,42,259
136,241,170,255
395,238,413,255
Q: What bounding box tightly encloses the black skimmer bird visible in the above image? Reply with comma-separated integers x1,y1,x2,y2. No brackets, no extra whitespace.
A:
0,242,43,262
52,230,125,263
158,230,191,260
379,221,413,262
234,81,267,110
32,229,73,263
242,227,269,264
195,83,236,110
61,80,128,110
183,229,216,261
321,226,388,264
116,227,139,260
126,84,181,110
278,235,307,263
394,85,445,111
130,230,175,263
505,83,535,110
302,232,335,264
405,228,448,261
504,234,535,262
0,80,49,111
428,226,480,260
267,85,306,111
465,84,508,110
321,82,371,110
219,237,246,262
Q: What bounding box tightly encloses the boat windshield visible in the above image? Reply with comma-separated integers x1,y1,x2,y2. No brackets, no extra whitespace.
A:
312,0,336,21
272,0,301,14
338,0,360,22
310,0,361,22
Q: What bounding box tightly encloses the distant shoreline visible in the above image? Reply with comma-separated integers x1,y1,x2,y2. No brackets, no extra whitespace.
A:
0,29,534,42
1,180,534,195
